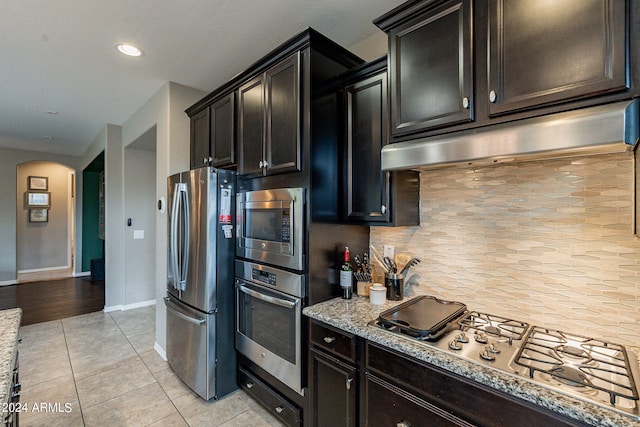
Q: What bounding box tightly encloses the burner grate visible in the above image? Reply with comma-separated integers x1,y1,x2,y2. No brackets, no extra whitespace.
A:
458,311,529,345
514,327,640,406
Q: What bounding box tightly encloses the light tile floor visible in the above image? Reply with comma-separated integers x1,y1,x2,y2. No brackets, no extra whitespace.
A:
17,306,285,427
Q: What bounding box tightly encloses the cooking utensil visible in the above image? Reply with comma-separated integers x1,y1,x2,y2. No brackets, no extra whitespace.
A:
369,245,388,273
399,257,421,276
383,256,397,273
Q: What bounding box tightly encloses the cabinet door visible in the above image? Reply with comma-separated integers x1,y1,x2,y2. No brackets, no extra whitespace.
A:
364,373,471,427
487,0,628,116
265,52,301,175
238,77,265,176
345,71,390,223
210,92,236,168
190,108,210,169
388,0,473,136
310,348,357,427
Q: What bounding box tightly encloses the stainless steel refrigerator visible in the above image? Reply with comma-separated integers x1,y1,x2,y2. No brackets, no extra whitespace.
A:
166,167,237,400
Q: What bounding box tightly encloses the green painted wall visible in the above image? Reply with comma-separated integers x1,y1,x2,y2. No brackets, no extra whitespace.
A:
81,150,104,272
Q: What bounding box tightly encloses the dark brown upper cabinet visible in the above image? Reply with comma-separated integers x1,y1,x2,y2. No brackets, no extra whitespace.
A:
190,107,210,169
238,52,301,178
342,59,419,226
487,0,628,116
386,0,473,136
189,92,236,170
375,0,636,141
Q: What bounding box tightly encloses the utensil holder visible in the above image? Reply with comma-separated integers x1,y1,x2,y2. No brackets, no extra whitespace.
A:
385,272,404,301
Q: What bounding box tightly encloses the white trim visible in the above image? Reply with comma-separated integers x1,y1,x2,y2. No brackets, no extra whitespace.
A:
0,280,17,287
154,342,167,361
73,271,91,277
103,299,155,313
123,299,156,310
17,265,71,273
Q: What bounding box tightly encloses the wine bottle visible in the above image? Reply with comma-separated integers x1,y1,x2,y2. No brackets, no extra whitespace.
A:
340,246,353,299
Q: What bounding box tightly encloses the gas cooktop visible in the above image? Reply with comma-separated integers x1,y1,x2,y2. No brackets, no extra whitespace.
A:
370,296,640,419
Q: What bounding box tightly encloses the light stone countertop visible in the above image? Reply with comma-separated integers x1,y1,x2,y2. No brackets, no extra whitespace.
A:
0,308,22,407
303,296,640,427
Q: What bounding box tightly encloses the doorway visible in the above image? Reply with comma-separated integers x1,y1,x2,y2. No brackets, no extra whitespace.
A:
16,161,76,282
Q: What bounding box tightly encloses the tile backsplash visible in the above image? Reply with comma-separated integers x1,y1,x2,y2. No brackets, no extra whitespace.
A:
371,152,640,348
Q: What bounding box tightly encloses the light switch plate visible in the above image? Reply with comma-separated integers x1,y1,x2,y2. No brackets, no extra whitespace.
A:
133,230,144,239
383,245,395,259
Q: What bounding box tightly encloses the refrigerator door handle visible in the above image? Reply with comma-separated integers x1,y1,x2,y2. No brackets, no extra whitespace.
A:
169,183,182,290
237,284,298,309
178,183,190,291
165,297,205,325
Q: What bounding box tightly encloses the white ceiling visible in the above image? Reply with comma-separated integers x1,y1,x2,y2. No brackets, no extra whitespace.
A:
1,0,403,157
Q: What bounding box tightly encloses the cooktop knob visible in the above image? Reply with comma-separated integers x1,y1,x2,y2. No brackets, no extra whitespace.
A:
480,347,496,361
449,340,462,350
456,332,469,343
475,332,488,344
488,342,500,354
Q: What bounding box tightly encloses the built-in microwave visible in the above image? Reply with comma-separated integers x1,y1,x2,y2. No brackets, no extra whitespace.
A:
237,188,305,271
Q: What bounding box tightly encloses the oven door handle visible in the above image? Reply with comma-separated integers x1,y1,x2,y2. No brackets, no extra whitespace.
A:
238,284,298,309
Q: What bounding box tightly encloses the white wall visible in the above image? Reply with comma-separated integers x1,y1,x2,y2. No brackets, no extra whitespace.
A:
348,31,388,61
116,82,205,354
123,147,156,305
0,147,81,284
104,124,124,309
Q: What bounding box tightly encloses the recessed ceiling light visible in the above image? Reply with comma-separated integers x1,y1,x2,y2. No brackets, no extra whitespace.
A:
115,43,143,57
41,109,58,115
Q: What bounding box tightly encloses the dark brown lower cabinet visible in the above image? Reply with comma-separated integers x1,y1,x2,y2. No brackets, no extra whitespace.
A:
364,373,472,427
365,342,588,427
309,348,357,427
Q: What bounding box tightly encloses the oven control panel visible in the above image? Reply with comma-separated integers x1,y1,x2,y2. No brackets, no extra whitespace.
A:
252,268,276,286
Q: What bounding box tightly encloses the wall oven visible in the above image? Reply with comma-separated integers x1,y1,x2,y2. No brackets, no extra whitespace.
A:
237,188,305,271
235,260,305,395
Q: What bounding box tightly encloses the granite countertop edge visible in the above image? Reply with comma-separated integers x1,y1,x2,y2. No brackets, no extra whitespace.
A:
0,308,22,406
303,296,638,427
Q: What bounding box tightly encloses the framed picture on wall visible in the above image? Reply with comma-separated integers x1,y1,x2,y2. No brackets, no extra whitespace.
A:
28,176,48,191
29,208,48,223
26,192,50,207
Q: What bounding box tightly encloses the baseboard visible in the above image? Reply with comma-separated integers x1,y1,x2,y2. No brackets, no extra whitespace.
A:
0,280,17,287
154,342,167,361
73,271,91,277
17,265,71,273
104,299,156,313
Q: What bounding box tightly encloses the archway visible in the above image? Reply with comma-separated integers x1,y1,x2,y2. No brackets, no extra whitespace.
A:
16,161,76,282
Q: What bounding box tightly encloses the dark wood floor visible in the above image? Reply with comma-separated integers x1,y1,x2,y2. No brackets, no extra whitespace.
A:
0,277,105,326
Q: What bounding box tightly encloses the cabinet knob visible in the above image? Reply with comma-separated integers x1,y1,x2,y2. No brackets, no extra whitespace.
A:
275,406,284,414
259,160,264,168
346,377,353,390
397,422,411,427
381,205,387,214
262,160,268,169
203,157,208,165
462,96,469,109
489,90,497,103
323,336,336,344
246,382,254,389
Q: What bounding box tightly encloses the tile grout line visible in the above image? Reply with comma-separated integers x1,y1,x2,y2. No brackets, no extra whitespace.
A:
108,310,190,427
60,318,87,427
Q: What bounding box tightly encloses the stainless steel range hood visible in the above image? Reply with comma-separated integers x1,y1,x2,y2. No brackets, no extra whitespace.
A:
381,100,640,171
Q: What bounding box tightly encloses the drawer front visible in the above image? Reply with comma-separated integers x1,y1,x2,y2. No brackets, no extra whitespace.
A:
238,367,301,426
366,342,585,427
364,373,472,427
309,320,356,363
